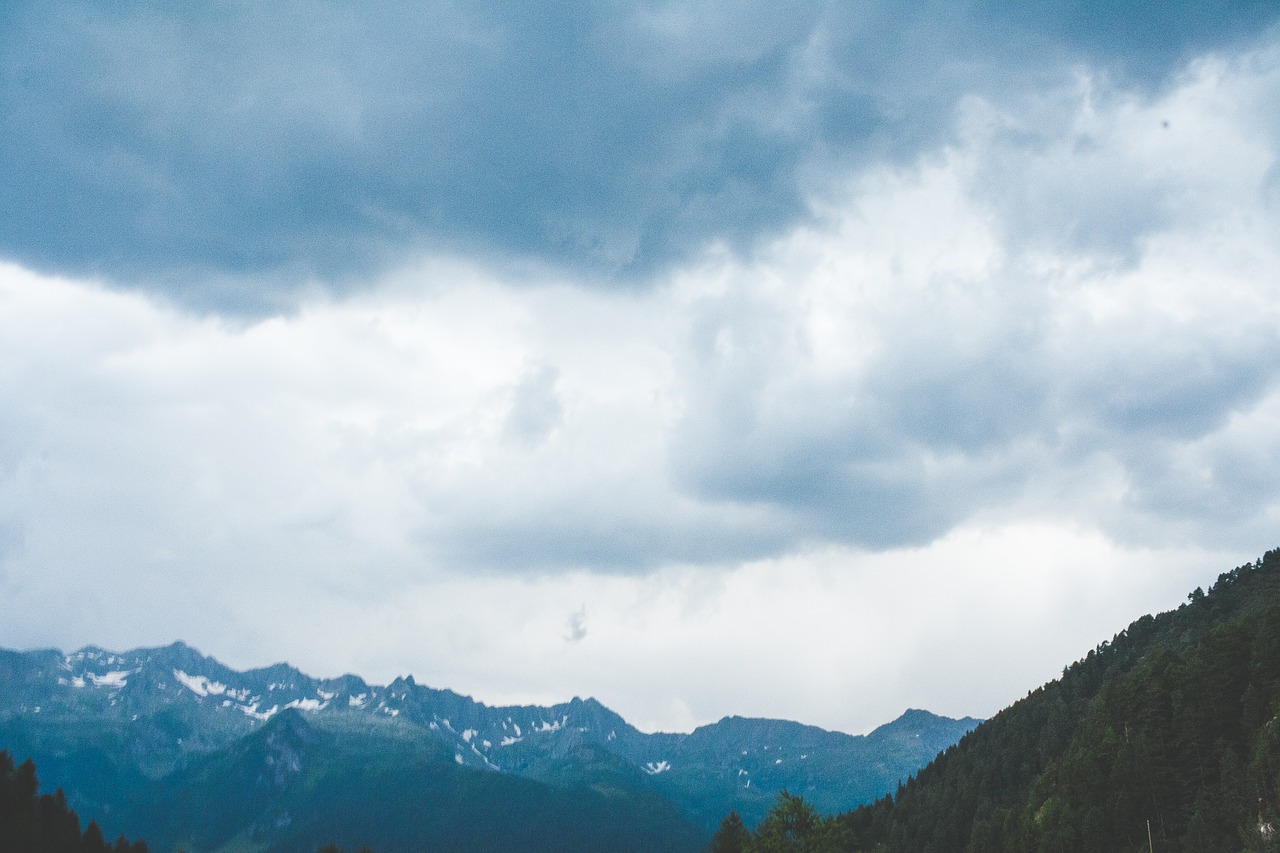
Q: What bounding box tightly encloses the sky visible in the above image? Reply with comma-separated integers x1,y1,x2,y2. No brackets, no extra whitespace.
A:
2,2,1280,735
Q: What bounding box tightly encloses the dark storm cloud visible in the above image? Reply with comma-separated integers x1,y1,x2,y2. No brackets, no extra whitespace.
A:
2,1,1276,312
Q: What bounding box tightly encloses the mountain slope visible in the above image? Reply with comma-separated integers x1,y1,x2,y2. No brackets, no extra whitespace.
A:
134,709,705,853
837,547,1280,853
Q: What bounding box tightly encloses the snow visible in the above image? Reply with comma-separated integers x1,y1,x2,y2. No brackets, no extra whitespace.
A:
88,670,132,688
532,715,568,733
462,729,477,743
454,754,464,765
172,669,227,697
382,707,400,717
284,698,327,712
608,730,616,741
775,759,782,765
644,761,671,775
349,693,368,708
70,676,86,689
240,703,280,721
512,723,521,737
482,740,491,749
500,736,522,746
317,690,336,701
471,743,489,760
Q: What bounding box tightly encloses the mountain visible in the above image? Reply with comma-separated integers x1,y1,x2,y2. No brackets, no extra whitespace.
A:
832,547,1280,853
0,641,977,852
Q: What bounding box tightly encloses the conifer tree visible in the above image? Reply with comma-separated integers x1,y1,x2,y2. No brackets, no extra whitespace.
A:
709,810,749,853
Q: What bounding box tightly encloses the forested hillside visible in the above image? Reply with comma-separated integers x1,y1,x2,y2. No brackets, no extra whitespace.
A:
828,548,1280,853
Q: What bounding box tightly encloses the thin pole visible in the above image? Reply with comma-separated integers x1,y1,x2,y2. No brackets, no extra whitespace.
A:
1147,819,1154,853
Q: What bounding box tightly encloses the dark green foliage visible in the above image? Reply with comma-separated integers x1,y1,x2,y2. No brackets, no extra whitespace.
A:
0,750,148,853
708,792,851,852
835,547,1280,853
710,811,750,853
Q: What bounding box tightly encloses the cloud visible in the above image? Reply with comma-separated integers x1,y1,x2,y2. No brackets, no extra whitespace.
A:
1,40,1279,595
565,605,588,643
666,45,1280,554
2,2,1275,312
2,15,1280,735
503,364,564,446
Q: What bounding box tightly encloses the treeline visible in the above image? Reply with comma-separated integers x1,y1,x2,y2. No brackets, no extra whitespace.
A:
708,548,1280,853
0,750,148,853
708,792,852,852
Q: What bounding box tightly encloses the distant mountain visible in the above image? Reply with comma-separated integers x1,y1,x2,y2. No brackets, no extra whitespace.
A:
0,641,978,852
834,547,1280,853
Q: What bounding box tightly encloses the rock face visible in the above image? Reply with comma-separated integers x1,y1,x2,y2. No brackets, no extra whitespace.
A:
0,641,979,848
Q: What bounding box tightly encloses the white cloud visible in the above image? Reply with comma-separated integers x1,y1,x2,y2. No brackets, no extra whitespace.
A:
1,39,1278,732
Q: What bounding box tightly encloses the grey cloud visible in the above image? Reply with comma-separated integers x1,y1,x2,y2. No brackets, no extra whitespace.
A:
504,365,564,447
673,314,1280,550
1065,334,1280,441
565,606,587,643
670,377,1037,550
668,211,1280,555
2,2,1275,313
424,496,794,575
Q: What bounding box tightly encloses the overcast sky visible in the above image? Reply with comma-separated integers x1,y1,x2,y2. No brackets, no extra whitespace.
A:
3,2,1280,735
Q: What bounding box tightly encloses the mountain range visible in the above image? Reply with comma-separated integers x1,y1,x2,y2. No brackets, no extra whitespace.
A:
0,641,978,852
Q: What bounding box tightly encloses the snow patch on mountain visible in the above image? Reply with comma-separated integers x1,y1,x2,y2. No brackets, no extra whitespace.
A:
87,670,133,688
284,697,327,712
533,715,567,733
173,669,227,697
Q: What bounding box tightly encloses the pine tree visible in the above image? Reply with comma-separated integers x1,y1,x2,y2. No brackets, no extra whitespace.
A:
709,810,750,853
